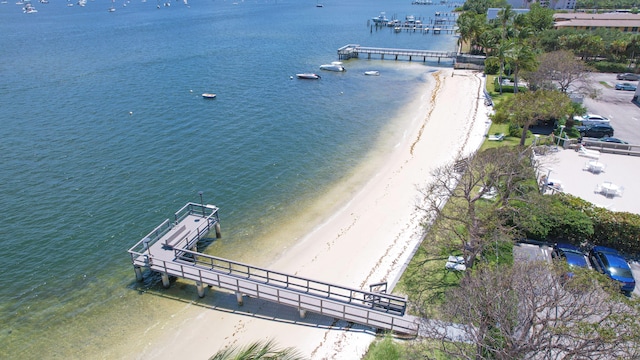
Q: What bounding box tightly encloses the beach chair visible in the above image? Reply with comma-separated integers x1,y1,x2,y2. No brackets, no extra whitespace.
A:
577,145,600,160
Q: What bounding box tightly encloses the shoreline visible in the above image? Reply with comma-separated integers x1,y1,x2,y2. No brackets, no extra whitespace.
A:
128,68,490,359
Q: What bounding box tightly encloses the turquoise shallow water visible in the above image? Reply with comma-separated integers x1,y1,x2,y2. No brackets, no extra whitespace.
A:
0,0,457,357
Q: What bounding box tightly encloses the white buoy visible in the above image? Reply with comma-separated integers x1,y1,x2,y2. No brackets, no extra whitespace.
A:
129,111,133,115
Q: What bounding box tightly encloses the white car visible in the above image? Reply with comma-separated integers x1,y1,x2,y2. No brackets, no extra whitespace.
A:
573,113,610,126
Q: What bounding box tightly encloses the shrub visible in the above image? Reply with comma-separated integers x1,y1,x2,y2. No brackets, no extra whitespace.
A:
588,61,630,73
484,60,499,75
508,123,522,137
363,334,404,360
493,77,528,93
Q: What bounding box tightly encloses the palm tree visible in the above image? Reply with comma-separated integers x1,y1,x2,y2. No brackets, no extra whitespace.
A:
507,43,538,94
496,5,515,94
494,39,515,94
457,12,486,54
209,339,305,360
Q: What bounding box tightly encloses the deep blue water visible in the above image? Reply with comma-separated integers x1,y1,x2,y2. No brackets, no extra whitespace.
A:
0,0,457,357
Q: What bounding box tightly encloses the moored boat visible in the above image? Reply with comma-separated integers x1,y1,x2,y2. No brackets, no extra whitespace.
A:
202,93,217,99
296,73,321,79
372,11,388,24
364,71,380,76
319,61,345,72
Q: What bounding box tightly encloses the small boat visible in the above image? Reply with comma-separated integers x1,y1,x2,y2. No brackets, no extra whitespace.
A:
296,73,321,79
319,61,345,72
202,93,217,99
372,11,388,24
364,71,380,76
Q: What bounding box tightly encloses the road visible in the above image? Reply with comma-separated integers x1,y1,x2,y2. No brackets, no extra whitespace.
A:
579,73,640,144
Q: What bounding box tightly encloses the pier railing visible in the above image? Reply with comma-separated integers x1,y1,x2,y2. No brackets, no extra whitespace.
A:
144,248,417,335
338,44,456,62
128,202,219,261
175,248,408,316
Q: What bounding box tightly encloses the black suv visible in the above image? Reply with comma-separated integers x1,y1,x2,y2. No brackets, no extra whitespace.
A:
577,123,614,138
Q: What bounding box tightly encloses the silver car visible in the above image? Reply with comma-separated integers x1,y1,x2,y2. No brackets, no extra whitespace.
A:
616,73,640,81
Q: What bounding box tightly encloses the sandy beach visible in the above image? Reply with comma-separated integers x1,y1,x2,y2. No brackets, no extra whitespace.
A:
132,69,491,359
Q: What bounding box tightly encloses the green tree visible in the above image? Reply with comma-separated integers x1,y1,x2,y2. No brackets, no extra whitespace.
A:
521,3,555,33
491,90,573,146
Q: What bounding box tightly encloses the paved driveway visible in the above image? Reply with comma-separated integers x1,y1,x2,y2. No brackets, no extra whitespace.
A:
578,73,640,144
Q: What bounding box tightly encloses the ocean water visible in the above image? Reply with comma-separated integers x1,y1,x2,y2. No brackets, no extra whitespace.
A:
0,0,457,357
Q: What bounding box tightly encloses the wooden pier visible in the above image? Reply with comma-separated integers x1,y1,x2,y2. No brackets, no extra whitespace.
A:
337,44,456,63
128,202,418,336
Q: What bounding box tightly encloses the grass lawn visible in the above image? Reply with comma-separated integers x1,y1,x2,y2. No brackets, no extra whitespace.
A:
600,81,612,88
485,74,514,107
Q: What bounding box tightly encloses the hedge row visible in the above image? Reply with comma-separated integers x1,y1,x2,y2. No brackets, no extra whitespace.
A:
588,61,632,74
557,193,640,259
493,77,528,93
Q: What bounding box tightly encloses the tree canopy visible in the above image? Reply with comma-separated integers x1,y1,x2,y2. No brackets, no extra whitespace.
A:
491,90,573,146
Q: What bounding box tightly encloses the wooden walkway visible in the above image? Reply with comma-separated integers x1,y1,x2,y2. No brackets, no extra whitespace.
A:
128,202,418,336
337,44,456,63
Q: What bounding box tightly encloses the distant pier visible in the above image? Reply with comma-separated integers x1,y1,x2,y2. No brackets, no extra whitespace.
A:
367,12,458,36
337,44,456,63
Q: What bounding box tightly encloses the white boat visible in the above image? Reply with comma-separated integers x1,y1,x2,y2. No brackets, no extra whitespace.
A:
202,93,217,99
319,61,345,72
296,73,321,79
23,3,37,12
372,12,388,24
364,71,380,76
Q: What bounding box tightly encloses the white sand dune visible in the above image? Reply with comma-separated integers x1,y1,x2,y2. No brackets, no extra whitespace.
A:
133,69,491,360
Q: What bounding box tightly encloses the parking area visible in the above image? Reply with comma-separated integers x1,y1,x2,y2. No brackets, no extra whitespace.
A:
506,72,640,298
515,242,640,297
579,73,640,144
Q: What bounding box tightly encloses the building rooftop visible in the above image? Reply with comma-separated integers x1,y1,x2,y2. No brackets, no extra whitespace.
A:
553,12,640,29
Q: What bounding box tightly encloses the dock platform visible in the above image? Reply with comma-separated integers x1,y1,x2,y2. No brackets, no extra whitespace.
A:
338,44,456,63
128,202,418,336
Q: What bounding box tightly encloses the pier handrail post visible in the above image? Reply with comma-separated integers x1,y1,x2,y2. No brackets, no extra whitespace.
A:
198,191,205,217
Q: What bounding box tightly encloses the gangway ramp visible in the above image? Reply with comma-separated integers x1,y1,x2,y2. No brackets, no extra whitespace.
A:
128,202,418,336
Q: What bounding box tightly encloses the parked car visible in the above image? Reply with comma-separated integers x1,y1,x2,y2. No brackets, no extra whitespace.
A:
572,113,610,127
552,243,589,269
617,73,640,81
615,82,637,91
588,246,636,293
577,123,614,138
599,136,628,144
552,243,589,279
